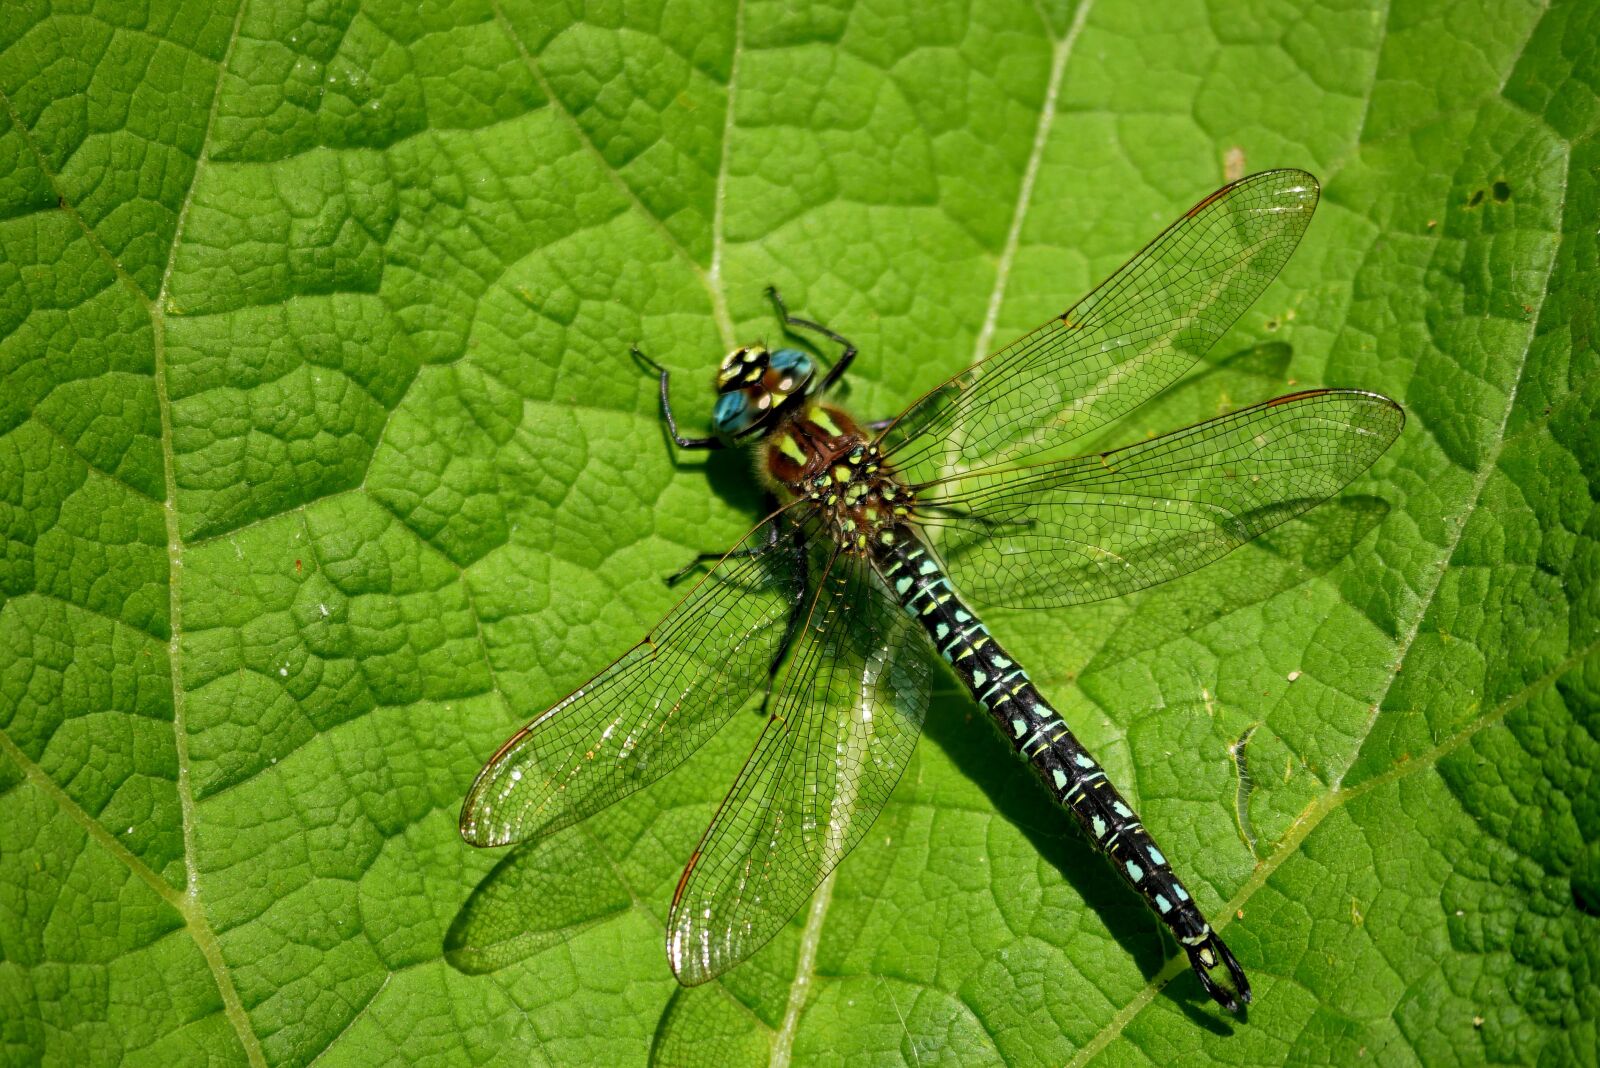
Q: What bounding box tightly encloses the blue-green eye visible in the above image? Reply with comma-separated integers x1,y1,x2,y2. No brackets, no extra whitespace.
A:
770,348,812,378
713,391,754,436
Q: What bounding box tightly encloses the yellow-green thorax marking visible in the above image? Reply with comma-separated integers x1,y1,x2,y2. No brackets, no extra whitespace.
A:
764,403,913,554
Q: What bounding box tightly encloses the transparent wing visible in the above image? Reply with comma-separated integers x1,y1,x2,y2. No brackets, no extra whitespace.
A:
879,170,1320,484
460,516,807,848
666,545,932,985
915,390,1404,610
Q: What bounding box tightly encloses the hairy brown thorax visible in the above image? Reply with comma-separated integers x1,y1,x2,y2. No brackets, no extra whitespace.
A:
762,403,914,553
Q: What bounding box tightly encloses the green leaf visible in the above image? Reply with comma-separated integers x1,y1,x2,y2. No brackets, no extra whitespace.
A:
2,0,1596,1064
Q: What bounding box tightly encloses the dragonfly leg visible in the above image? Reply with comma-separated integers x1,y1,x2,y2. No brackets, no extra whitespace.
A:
758,520,811,715
665,516,781,586
658,511,807,714
765,286,857,394
917,501,1034,536
666,550,732,586
631,344,724,450
664,499,788,588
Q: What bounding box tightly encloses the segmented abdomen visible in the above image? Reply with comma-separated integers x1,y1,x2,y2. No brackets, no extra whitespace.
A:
873,528,1216,949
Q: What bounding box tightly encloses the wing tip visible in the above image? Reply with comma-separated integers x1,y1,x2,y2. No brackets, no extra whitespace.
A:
458,767,539,848
1252,166,1320,202
665,907,718,988
1193,168,1321,220
1260,388,1406,444
457,797,499,848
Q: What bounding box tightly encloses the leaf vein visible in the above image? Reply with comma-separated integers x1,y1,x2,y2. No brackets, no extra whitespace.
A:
147,1,267,1062
490,0,735,346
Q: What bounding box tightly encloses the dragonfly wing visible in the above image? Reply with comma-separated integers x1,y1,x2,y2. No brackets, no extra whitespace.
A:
460,516,807,848
916,389,1404,609
666,544,932,985
879,170,1320,484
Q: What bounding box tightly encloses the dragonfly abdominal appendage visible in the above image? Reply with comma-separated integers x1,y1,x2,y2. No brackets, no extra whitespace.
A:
1187,929,1253,1013
462,170,1404,1020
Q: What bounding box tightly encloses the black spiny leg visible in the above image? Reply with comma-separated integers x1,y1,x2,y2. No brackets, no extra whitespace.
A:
665,506,811,715
766,286,857,394
665,496,788,586
918,501,1034,537
632,344,724,449
758,519,812,714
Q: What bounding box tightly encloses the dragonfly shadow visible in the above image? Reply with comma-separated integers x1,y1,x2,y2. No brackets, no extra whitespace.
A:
699,447,769,514
1078,339,1294,456
1081,496,1390,678
917,689,1173,993
1175,990,1246,1035
444,826,630,976
641,397,770,510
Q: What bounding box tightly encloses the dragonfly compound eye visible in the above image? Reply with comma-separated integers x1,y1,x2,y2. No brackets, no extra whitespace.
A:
768,348,813,389
712,390,756,436
718,344,769,387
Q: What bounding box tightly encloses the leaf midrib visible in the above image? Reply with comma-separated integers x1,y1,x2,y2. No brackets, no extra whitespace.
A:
489,0,736,349
150,2,265,1065
0,12,270,1068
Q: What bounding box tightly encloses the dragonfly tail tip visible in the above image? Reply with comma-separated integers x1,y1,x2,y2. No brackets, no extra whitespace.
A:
1185,931,1252,1016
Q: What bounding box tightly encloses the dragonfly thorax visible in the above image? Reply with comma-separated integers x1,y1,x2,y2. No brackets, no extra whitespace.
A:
761,404,912,554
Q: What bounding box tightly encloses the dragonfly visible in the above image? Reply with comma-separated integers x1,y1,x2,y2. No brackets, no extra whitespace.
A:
459,169,1404,1014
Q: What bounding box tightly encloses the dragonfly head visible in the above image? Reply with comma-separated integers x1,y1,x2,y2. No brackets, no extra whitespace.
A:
710,344,815,443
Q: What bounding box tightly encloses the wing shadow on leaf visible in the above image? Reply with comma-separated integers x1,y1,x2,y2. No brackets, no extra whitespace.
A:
1081,496,1390,679
651,983,774,1065
1077,339,1296,457
444,827,630,976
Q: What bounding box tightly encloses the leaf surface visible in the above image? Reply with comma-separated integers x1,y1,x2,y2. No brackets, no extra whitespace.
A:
2,1,1596,1065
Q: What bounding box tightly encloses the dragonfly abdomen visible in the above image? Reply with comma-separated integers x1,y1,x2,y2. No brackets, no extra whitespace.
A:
873,528,1251,1010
